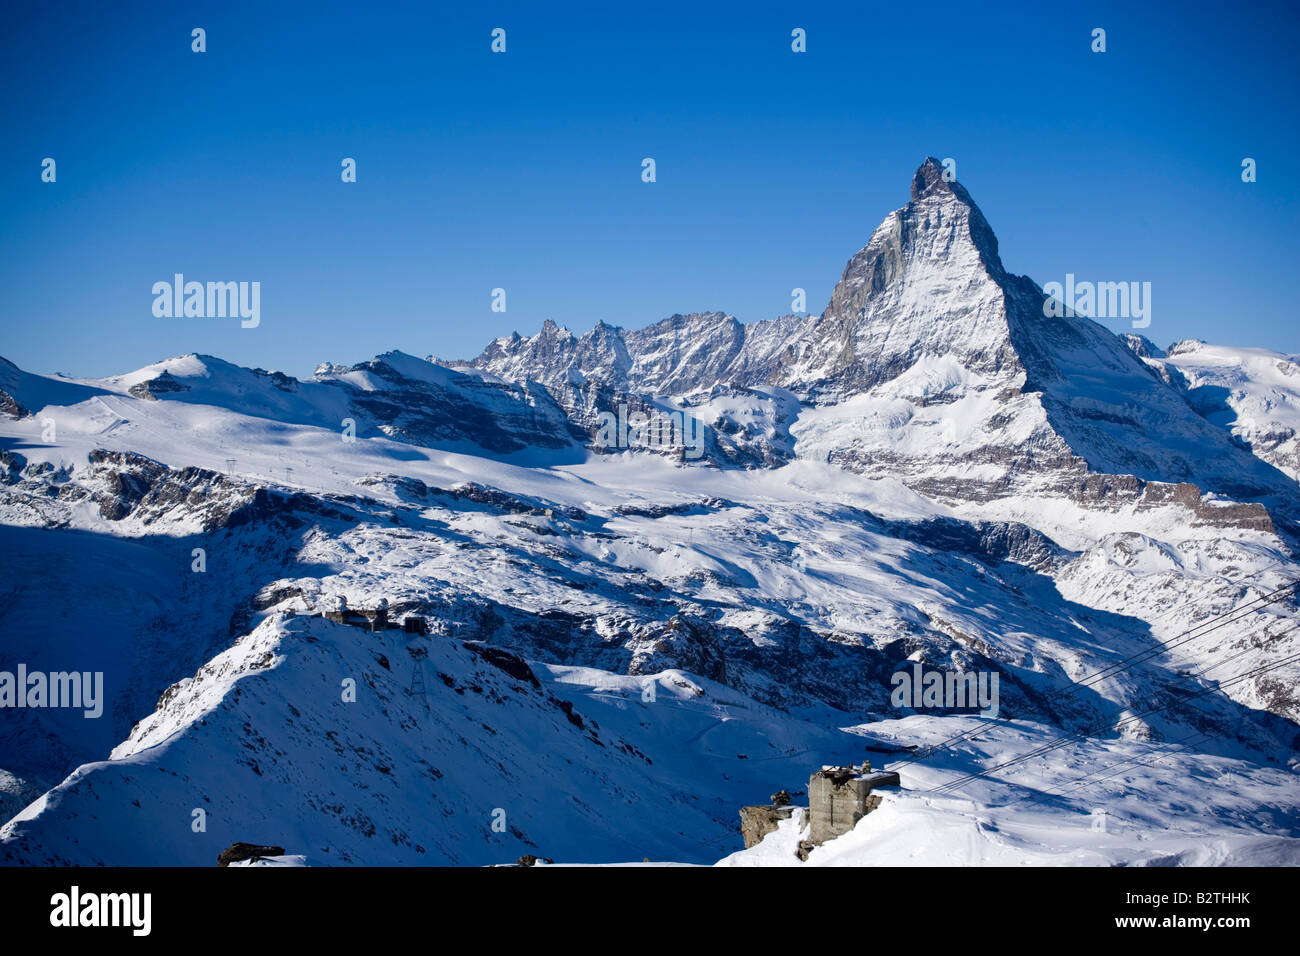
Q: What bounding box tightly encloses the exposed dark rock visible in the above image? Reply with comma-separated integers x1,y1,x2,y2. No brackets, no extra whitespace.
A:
0,449,26,484
0,387,29,419
217,842,286,867
128,370,191,400
463,643,541,687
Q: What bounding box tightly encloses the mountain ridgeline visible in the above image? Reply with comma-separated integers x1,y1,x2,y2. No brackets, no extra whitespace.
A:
450,158,1298,530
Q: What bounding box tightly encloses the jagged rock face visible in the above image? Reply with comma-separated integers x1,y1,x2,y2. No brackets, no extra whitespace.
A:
468,319,633,393
469,313,797,399
774,158,1020,399
626,615,728,683
624,313,748,394
460,317,800,466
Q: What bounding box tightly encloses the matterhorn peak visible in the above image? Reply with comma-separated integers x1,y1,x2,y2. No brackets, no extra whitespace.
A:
905,158,1003,274
911,156,956,199
910,156,980,208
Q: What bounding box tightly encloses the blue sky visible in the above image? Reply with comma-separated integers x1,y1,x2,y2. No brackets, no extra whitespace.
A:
2,0,1297,379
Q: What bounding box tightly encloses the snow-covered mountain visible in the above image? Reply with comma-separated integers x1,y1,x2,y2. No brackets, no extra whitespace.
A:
1,159,1297,866
1122,336,1300,484
460,159,1297,528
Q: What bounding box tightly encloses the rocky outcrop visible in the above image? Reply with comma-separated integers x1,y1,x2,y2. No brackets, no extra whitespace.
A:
127,370,191,400
0,387,29,419
217,842,286,867
0,449,26,484
739,803,797,849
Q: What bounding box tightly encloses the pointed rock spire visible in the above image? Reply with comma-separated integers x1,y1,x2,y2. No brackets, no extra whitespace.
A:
910,156,954,201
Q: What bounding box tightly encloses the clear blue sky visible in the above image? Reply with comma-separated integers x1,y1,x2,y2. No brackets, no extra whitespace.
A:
2,0,1297,379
